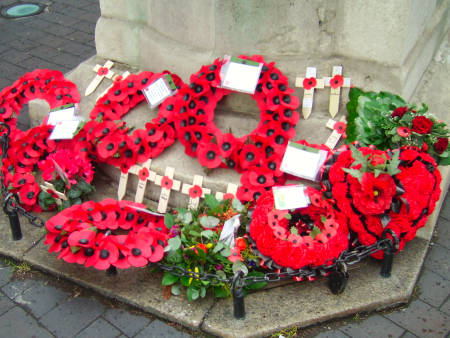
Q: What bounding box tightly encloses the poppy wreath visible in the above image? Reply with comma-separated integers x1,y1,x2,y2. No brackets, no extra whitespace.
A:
88,71,184,172
0,69,80,132
248,187,349,271
159,55,300,202
44,199,170,270
321,144,442,258
1,124,95,211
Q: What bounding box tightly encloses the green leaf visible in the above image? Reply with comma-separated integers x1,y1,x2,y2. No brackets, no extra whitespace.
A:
232,260,248,276
171,283,181,296
187,286,199,301
310,225,321,239
167,236,181,251
387,150,401,176
60,199,71,210
245,271,267,290
232,198,245,212
67,187,82,199
189,230,201,237
216,270,227,280
213,242,224,253
178,211,193,225
199,216,220,228
284,213,292,220
290,226,298,235
180,276,190,287
200,286,207,298
342,168,363,181
164,213,175,229
220,247,232,257
201,230,214,239
204,194,220,209
438,155,450,166
76,179,94,193
320,215,327,223
70,246,81,254
214,285,229,298
162,272,179,286
374,169,382,177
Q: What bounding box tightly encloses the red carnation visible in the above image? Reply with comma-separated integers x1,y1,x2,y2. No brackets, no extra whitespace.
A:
411,116,433,134
434,137,448,154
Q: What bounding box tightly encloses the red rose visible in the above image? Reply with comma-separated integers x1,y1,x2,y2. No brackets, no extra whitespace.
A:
391,106,408,118
434,137,448,154
411,116,433,134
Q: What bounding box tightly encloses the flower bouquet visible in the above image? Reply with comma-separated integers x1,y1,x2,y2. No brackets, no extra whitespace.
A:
345,88,449,165
161,195,266,301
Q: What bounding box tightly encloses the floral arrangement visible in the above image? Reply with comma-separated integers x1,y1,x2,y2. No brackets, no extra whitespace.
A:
161,195,265,301
321,144,442,257
159,55,300,203
345,88,449,165
248,187,349,271
44,199,169,269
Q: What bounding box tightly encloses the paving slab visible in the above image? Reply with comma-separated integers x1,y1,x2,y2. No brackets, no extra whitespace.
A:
135,319,191,338
0,294,15,316
74,317,121,338
423,244,450,280
338,314,404,338
315,330,350,338
416,268,450,308
0,306,53,338
433,217,450,249
103,307,151,337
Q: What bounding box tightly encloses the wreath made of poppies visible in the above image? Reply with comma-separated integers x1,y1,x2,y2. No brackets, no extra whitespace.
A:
248,187,349,271
45,199,169,270
158,55,300,202
321,144,442,258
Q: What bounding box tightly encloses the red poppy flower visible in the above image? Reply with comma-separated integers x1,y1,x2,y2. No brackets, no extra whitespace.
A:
97,67,109,76
239,143,262,169
85,235,119,270
391,106,409,118
411,116,433,134
138,167,149,181
397,126,411,137
333,121,346,134
434,137,448,154
18,183,40,206
246,169,275,188
223,193,234,201
330,75,344,89
68,229,96,248
97,136,119,159
125,235,153,267
303,77,317,90
189,185,203,199
197,143,222,168
227,247,242,263
161,176,173,190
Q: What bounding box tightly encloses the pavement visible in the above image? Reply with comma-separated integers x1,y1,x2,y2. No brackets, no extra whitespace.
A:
0,1,449,337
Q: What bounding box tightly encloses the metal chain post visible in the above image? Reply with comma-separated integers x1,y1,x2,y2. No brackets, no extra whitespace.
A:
3,193,22,241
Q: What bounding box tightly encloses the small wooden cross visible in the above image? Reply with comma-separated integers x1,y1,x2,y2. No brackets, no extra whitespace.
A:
295,67,325,119
154,167,181,213
215,183,239,201
85,60,115,96
181,175,211,210
40,182,67,206
117,159,155,201
325,117,347,149
97,71,131,101
323,66,351,118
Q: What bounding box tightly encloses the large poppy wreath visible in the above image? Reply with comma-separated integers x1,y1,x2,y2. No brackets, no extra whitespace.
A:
248,187,349,270
159,55,300,202
44,199,169,270
86,71,183,172
321,145,442,258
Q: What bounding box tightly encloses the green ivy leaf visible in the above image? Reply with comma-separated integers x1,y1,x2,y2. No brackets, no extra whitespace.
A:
204,194,220,209
201,230,214,239
290,226,298,235
200,286,207,298
232,198,245,212
386,150,401,176
178,211,193,225
342,168,363,181
171,283,181,296
310,225,321,239
164,213,175,229
284,213,292,220
187,286,199,301
167,236,181,251
199,216,220,228
162,272,179,286
213,242,224,253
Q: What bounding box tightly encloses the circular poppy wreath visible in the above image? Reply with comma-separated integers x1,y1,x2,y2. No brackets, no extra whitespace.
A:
44,199,169,270
87,71,184,172
1,124,95,212
0,69,80,132
248,187,349,270
159,55,300,202
321,145,442,258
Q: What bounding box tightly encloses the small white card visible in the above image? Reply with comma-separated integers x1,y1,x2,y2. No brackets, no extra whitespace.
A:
303,97,313,108
142,75,176,108
220,56,262,94
47,105,76,126
272,185,310,210
280,141,328,181
49,120,81,140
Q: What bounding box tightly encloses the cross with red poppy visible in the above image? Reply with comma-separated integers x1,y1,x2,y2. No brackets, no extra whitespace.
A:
323,66,351,118
325,117,347,149
295,67,325,119
154,167,181,213
181,175,211,210
117,159,155,202
39,181,67,206
85,60,115,96
97,71,131,101
215,183,238,201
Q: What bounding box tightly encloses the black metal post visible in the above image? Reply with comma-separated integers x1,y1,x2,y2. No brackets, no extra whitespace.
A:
380,241,394,278
106,265,118,276
3,194,22,241
232,271,245,319
328,262,348,294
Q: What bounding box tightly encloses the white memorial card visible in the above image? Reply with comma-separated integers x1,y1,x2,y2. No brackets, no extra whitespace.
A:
49,119,81,140
272,185,310,210
280,141,328,181
47,104,76,126
220,56,262,94
142,74,176,108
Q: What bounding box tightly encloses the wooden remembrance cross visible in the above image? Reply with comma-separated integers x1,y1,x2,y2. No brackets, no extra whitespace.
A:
295,67,324,119
323,66,351,118
85,60,115,96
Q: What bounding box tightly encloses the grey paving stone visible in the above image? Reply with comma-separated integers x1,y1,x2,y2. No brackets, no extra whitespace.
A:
51,51,85,68
135,319,191,338
41,13,80,27
29,45,61,60
38,34,71,48
417,268,450,308
58,40,96,57
0,294,15,315
424,243,450,280
384,299,450,338
20,56,67,73
75,20,97,34
401,332,419,338
1,278,40,299
0,266,12,287
103,307,151,337
75,317,121,338
39,296,106,338
433,217,450,249
439,193,450,221
1,49,31,64
69,30,94,43
0,306,53,337
0,61,27,79
339,314,404,338
440,296,450,316
15,282,69,318
315,329,350,338
6,38,41,52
